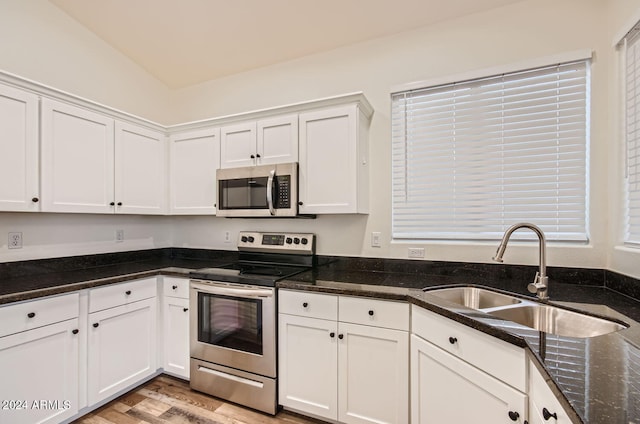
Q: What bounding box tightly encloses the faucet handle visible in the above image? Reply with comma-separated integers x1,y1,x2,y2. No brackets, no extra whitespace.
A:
528,272,549,295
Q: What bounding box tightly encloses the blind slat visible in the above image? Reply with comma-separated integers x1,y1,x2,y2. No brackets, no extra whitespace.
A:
392,60,589,241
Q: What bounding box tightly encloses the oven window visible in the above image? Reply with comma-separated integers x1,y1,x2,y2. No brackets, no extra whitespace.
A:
197,292,263,355
219,177,268,209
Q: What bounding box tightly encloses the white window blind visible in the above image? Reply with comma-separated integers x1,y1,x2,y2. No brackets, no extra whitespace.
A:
392,60,590,241
625,26,640,246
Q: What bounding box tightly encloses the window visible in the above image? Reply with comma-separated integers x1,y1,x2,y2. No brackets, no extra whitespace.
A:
624,25,640,246
391,60,590,241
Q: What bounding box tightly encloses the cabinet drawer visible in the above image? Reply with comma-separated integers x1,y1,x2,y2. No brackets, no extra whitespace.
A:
412,305,526,392
89,277,157,313
0,292,79,338
163,276,189,299
279,289,337,320
339,296,409,331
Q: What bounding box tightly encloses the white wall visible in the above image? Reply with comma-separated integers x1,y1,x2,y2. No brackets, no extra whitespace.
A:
169,0,623,273
0,0,171,123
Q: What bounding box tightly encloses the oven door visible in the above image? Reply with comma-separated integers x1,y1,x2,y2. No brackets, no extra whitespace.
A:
189,280,275,378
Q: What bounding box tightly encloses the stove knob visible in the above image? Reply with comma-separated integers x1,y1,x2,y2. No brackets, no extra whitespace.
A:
301,238,308,245
241,236,248,243
247,236,255,243
294,237,300,244
286,237,293,244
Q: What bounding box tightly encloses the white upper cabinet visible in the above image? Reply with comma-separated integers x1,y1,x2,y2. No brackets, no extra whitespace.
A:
220,114,298,168
169,127,220,215
114,121,167,215
41,98,115,214
298,105,370,214
41,98,167,214
0,83,39,212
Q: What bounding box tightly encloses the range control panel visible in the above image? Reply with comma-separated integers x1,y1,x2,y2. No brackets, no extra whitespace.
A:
237,232,315,254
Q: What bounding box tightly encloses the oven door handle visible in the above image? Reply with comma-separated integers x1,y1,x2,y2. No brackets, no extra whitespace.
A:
267,168,276,216
191,281,274,298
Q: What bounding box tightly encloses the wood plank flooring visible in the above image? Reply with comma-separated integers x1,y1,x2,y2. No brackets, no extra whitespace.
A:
72,375,325,424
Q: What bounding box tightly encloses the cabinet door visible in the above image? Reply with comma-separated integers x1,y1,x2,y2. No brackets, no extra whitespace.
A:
0,319,79,424
0,83,39,212
298,105,359,214
529,361,575,423
41,98,114,213
220,122,256,168
338,322,409,424
162,296,190,379
87,298,157,405
257,114,298,165
278,313,338,420
169,127,220,214
114,121,167,214
411,334,526,424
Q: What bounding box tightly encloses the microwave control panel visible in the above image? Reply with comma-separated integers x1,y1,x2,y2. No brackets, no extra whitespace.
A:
275,175,290,208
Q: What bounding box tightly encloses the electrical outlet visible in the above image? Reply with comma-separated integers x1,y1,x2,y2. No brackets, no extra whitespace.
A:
408,247,425,258
224,231,231,243
371,232,381,247
8,232,22,249
116,229,124,242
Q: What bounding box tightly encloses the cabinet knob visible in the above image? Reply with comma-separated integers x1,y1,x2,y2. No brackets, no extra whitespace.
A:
508,411,519,421
183,308,189,312
110,202,115,206
368,310,374,316
448,337,458,345
117,202,122,206
32,197,39,203
330,332,335,338
256,153,261,158
72,329,79,335
302,302,308,308
298,201,303,206
542,408,558,421
172,285,178,290
125,290,132,295
338,334,344,340
93,323,99,328
27,312,36,319
250,154,255,159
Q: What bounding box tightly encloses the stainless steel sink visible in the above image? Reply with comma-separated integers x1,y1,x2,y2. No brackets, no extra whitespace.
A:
488,304,628,338
427,287,522,310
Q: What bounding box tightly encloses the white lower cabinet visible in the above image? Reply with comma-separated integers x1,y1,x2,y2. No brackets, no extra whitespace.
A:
162,277,190,379
0,319,80,424
0,292,80,424
529,360,575,423
278,290,409,424
87,283,157,405
411,334,526,423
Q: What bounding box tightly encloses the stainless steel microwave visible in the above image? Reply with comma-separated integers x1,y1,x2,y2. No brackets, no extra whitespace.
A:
216,162,298,217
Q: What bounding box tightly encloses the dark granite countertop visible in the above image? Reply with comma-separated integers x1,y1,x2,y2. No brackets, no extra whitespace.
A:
2,251,640,423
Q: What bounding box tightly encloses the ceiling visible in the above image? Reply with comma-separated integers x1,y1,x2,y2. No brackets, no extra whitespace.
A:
50,0,523,89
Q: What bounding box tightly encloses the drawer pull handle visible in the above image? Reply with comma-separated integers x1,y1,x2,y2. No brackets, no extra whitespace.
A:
508,411,519,421
183,308,189,312
368,310,374,316
27,312,36,319
72,329,79,335
338,334,344,340
330,332,335,338
302,302,308,308
448,337,458,345
543,408,557,421
93,323,99,328
172,285,178,290
125,290,132,295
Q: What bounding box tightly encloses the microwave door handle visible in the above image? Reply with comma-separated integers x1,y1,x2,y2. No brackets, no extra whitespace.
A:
267,168,276,215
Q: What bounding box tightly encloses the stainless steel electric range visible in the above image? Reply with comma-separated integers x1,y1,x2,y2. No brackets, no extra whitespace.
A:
188,231,315,415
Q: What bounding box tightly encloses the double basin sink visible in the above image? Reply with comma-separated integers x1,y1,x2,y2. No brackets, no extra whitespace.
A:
425,286,628,338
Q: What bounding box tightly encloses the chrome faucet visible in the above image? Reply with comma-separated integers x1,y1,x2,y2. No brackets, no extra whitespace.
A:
492,223,549,301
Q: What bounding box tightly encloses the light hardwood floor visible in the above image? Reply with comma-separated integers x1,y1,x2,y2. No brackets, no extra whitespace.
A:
72,375,325,424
